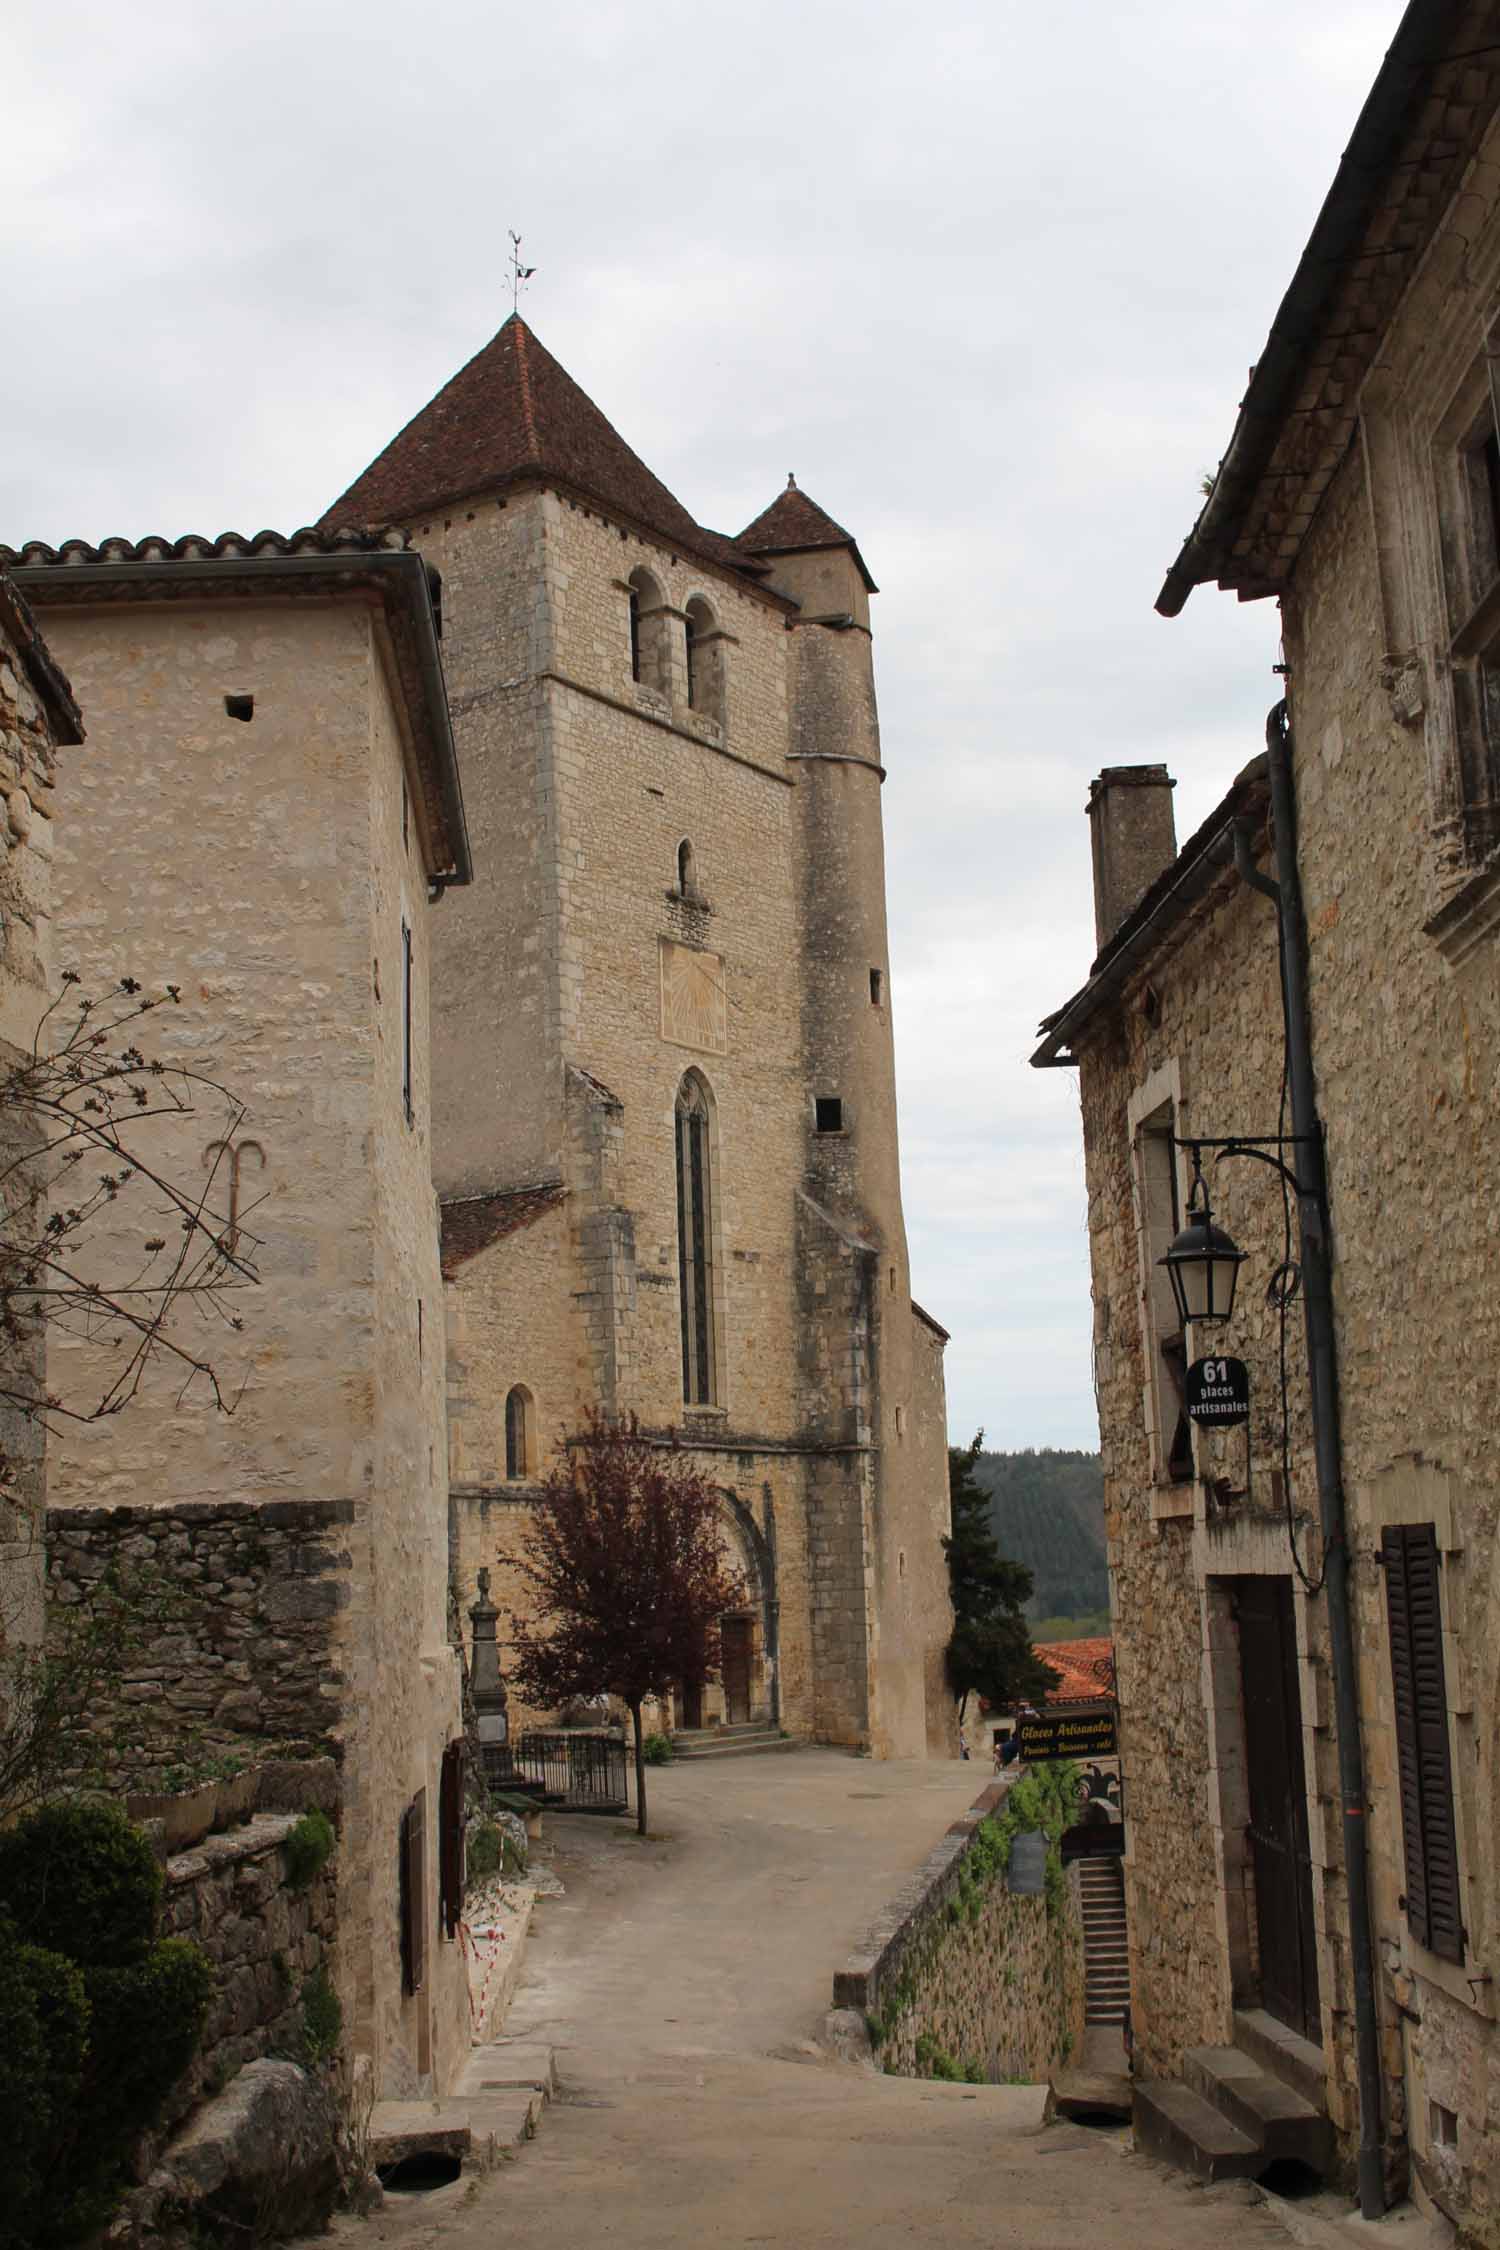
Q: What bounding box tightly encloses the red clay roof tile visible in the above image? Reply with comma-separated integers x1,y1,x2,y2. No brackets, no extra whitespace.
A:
440,1181,565,1279
319,317,770,588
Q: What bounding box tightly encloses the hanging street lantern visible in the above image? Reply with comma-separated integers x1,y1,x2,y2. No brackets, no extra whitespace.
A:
1159,1154,1247,1328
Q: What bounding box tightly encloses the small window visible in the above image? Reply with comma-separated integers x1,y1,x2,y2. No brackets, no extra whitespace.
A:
425,564,443,639
1431,2102,1459,2150
399,1789,427,1995
1137,1105,1191,1485
869,968,883,1006
505,1385,534,1478
224,693,253,723
684,596,724,723
815,1097,844,1134
628,568,668,693
400,919,414,1126
676,838,698,898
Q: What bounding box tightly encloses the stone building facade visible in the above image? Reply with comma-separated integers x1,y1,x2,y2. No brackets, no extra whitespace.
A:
322,319,956,1757
6,529,475,2104
1034,10,1500,2233
0,577,81,1647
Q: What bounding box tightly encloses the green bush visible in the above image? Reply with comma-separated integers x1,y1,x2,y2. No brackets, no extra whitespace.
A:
84,1939,214,2144
0,1798,162,1965
284,1808,336,1889
0,1805,212,2245
642,1733,674,1766
301,1966,342,2066
0,1921,89,2250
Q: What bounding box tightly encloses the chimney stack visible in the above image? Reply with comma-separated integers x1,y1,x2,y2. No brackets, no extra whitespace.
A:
1087,766,1177,952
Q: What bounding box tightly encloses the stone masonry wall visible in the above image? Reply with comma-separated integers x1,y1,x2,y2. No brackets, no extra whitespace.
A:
46,1500,350,1781
158,1812,338,2135
834,1781,1085,2085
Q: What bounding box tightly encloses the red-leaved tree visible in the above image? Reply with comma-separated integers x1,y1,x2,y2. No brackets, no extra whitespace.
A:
508,1417,747,1834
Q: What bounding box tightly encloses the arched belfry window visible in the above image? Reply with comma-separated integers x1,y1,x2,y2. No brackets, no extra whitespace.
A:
675,1074,717,1406
628,567,668,694
684,596,724,723
676,837,698,899
505,1385,535,1479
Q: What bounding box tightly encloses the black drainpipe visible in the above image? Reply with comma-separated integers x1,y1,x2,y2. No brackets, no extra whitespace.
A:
1236,700,1384,2219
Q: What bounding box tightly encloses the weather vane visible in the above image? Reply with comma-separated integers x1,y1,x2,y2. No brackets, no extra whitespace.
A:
509,231,537,314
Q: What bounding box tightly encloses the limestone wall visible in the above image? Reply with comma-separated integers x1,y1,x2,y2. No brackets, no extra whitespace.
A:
0,580,75,1646
833,1782,1085,2084
37,590,468,2104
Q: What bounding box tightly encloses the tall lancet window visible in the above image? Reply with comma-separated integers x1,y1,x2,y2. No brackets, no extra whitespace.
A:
675,1073,717,1405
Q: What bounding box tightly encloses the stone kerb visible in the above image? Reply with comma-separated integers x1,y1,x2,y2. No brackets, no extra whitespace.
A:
832,1777,1085,2086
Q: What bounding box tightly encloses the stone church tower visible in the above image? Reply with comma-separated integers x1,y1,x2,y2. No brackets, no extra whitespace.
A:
322,318,955,1757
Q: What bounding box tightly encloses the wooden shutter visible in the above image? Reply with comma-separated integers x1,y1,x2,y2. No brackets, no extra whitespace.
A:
399,1788,427,1994
439,1740,466,1942
1383,1525,1463,1962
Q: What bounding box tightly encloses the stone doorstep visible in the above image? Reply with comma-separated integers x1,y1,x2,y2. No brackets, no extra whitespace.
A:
368,2084,546,2178
1133,2080,1263,2183
1184,2045,1332,2170
1232,2007,1330,2114
457,2040,558,2098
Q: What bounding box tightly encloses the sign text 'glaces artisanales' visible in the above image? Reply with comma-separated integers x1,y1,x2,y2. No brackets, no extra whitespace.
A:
1186,1354,1251,1427
1017,1707,1117,1762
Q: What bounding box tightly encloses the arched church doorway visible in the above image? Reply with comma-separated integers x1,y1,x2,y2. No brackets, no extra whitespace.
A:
674,1490,777,1732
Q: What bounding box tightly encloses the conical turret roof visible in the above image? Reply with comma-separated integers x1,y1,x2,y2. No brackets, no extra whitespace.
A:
737,475,876,592
320,316,766,582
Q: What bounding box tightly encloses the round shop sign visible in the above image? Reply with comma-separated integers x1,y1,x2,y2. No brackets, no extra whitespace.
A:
1186,1355,1250,1427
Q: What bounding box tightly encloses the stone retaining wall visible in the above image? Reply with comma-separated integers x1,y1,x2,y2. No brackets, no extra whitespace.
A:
46,1499,352,1781
158,1812,338,2136
833,1781,1085,2084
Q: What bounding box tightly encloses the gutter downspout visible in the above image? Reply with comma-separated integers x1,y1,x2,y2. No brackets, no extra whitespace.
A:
1251,699,1385,2219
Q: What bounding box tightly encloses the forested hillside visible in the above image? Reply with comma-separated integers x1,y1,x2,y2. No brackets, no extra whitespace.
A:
969,1448,1107,1621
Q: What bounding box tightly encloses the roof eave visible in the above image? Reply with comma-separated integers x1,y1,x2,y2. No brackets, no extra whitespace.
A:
12,548,472,887
1156,0,1463,617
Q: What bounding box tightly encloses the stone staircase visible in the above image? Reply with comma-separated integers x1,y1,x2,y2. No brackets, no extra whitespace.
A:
670,1721,804,1761
1077,1854,1129,2026
1133,2010,1332,2184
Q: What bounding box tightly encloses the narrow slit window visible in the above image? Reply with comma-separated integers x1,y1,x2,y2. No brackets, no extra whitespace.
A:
870,968,883,1006
401,918,414,1126
677,838,697,897
675,1075,717,1405
629,586,642,681
505,1385,533,1478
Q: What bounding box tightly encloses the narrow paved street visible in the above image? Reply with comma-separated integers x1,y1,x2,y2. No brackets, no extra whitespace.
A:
349,1752,1293,2249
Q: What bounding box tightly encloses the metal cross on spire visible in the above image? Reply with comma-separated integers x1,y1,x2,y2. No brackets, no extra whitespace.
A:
508,231,537,315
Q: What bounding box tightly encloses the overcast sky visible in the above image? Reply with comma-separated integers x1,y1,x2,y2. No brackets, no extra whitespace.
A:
5,0,1399,1452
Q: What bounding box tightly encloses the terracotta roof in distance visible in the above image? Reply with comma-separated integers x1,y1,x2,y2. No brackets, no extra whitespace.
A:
440,1181,566,1278
738,474,877,592
320,316,769,588
1035,1637,1115,1705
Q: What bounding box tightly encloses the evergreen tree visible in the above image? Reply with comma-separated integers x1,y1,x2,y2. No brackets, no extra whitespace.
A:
943,1432,1059,1723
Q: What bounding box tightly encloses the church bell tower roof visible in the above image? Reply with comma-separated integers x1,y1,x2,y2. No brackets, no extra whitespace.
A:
320,315,768,584
737,475,877,593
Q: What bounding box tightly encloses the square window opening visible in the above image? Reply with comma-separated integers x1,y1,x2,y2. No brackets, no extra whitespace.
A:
224,693,254,723
815,1096,844,1134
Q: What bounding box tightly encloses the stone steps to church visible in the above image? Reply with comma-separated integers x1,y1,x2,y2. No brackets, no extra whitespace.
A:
671,1726,806,1761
